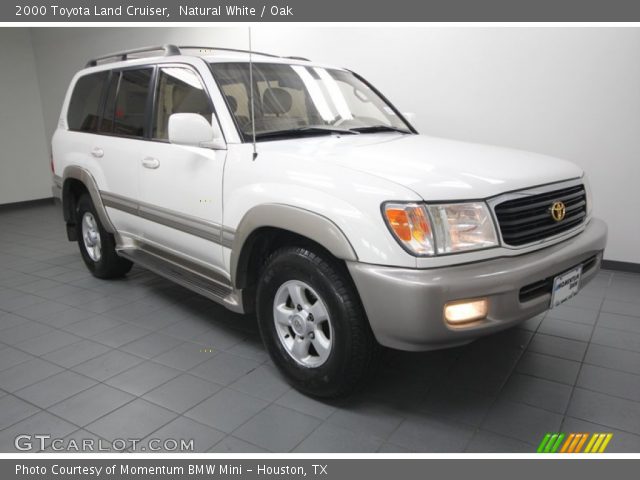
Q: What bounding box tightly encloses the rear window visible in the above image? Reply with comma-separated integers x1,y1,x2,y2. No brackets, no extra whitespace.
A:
98,71,119,134
112,69,153,137
67,72,108,132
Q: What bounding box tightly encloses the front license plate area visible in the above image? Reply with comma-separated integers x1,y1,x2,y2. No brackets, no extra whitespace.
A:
550,266,583,308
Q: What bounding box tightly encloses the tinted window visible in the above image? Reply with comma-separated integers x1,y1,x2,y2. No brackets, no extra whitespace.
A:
153,67,212,140
112,69,152,137
67,72,108,132
99,72,119,134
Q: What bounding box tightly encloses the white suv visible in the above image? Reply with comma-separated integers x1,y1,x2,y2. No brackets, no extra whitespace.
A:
52,45,607,397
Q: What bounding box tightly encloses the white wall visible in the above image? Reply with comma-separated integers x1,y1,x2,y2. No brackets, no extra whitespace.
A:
22,27,640,263
257,27,640,265
0,28,50,204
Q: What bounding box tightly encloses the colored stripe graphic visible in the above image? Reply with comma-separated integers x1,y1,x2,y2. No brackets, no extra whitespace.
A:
598,433,613,453
550,433,565,453
584,433,614,453
584,433,599,453
544,433,558,453
537,433,566,453
574,433,588,453
568,433,582,453
537,434,552,453
538,433,613,453
560,433,575,453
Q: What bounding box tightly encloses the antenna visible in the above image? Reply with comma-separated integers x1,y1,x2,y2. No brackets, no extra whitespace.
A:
248,28,258,161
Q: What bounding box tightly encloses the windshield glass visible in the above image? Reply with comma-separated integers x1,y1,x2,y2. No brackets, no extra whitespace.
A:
210,62,412,140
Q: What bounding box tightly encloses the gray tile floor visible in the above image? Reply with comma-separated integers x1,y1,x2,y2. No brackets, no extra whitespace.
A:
1,202,639,453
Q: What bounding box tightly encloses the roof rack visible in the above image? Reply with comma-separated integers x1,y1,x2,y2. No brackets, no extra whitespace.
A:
85,44,309,68
285,56,312,62
177,46,280,58
85,45,180,67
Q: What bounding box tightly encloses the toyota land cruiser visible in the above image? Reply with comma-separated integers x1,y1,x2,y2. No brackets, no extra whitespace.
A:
51,45,608,397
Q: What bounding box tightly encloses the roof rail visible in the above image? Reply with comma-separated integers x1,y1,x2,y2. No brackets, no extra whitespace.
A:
85,44,180,67
85,44,311,68
177,46,280,59
285,56,311,62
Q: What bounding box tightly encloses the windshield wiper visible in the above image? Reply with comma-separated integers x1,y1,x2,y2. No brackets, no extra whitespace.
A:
254,126,358,140
349,125,412,134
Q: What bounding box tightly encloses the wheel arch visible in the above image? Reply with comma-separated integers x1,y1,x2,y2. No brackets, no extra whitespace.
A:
230,204,358,290
62,166,115,235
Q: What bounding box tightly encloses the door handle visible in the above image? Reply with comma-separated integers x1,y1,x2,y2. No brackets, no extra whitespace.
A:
90,147,104,158
142,157,160,169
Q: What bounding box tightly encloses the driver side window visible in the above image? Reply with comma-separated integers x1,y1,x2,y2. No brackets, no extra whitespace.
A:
153,67,213,140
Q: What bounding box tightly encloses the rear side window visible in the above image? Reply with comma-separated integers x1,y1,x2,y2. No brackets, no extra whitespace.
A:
98,72,119,134
153,67,212,140
111,68,152,137
67,72,108,132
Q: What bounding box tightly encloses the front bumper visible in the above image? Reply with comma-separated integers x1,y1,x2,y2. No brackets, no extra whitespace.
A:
348,218,607,351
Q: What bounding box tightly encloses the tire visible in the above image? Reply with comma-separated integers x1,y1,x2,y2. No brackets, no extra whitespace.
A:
256,245,380,398
75,193,132,279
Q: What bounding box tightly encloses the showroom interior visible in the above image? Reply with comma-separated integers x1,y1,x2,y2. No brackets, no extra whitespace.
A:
0,26,639,452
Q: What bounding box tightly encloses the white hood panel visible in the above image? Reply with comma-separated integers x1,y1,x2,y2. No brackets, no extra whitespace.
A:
260,134,583,201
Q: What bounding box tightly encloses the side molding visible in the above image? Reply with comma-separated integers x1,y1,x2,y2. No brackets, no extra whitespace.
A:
62,166,116,234
100,190,232,245
230,203,358,287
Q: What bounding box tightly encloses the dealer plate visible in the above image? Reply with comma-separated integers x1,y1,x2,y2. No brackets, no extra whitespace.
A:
550,266,582,308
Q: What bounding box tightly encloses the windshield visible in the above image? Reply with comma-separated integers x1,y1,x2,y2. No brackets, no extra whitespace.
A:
210,62,412,140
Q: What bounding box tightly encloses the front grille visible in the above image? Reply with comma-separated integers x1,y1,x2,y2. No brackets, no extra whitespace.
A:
494,184,587,246
519,254,599,303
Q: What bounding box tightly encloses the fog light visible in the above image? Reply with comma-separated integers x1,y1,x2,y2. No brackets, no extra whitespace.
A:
444,298,489,325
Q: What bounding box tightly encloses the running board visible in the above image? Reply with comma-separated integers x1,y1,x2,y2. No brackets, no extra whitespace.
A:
117,247,243,313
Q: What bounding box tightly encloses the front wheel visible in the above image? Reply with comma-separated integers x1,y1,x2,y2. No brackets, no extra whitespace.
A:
256,246,380,397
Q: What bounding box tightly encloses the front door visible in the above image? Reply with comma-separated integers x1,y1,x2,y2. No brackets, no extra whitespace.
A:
138,65,226,273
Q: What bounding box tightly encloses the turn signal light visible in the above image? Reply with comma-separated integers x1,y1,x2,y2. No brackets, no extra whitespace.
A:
444,298,489,325
383,204,435,255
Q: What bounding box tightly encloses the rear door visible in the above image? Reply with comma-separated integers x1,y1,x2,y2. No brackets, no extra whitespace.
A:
137,64,227,272
94,67,153,238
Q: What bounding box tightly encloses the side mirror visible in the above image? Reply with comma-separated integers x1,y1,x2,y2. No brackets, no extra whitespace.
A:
403,112,416,124
168,113,225,150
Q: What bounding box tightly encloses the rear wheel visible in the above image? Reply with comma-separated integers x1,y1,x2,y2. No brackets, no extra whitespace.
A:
256,245,380,397
75,194,132,279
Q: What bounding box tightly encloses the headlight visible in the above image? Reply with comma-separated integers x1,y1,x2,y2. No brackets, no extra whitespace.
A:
383,201,499,255
383,203,435,256
428,202,499,254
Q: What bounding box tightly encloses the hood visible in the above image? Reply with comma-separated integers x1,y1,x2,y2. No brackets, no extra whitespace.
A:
259,133,584,201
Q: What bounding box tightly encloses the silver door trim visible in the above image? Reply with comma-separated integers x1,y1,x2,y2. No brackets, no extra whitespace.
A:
100,190,234,246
